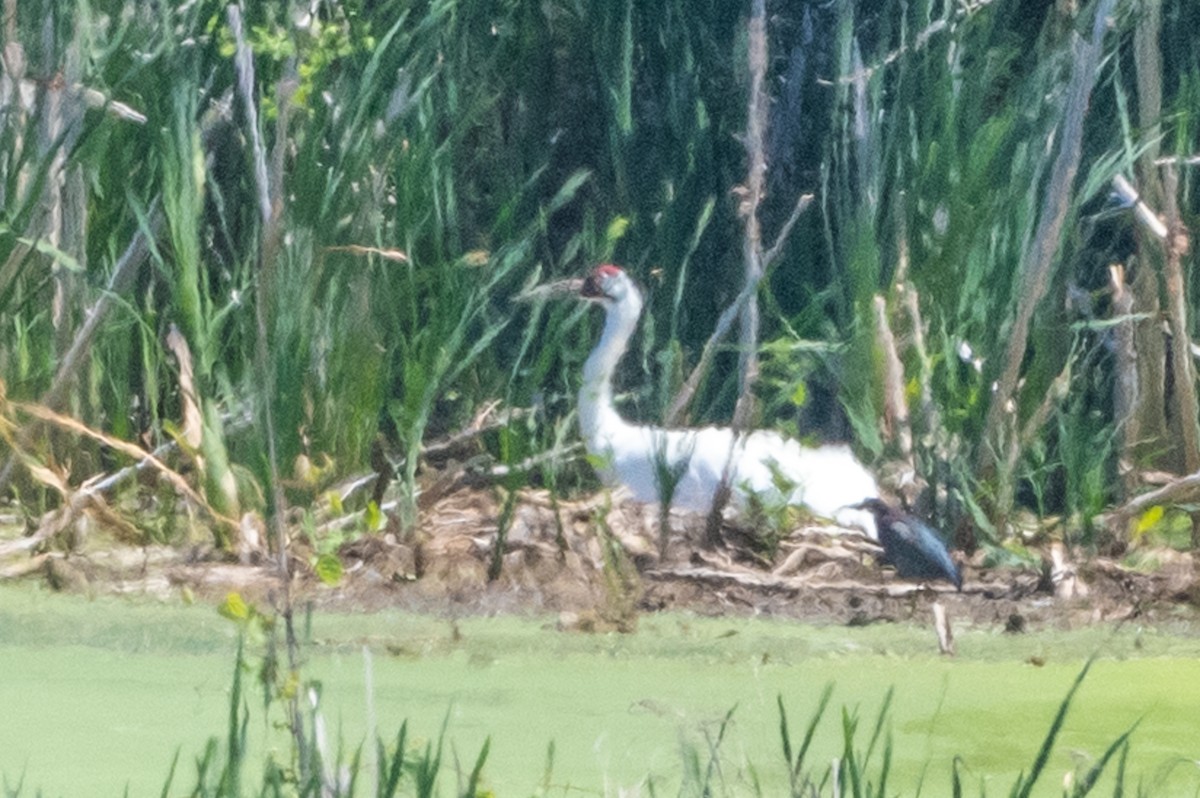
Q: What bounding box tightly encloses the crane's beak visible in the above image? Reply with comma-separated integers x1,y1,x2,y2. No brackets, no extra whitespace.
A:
513,277,586,303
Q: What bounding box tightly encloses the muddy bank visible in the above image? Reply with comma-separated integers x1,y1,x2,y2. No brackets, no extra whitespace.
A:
6,486,1197,638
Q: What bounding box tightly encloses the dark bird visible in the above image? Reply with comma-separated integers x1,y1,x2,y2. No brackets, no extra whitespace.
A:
852,499,962,590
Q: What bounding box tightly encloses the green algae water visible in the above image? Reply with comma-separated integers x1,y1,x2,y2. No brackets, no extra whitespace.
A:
2,584,1199,796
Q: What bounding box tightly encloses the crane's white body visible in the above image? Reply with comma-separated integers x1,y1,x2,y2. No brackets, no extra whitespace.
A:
576,265,879,535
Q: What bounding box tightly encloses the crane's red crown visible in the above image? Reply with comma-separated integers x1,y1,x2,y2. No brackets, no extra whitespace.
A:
581,263,623,299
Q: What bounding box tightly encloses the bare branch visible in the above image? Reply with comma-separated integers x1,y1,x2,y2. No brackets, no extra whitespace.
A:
1102,472,1200,534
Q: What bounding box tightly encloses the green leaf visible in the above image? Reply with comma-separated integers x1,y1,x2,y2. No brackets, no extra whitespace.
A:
218,592,250,622
364,500,383,532
606,215,630,244
315,553,344,586
1133,506,1165,540
17,237,83,273
545,168,592,215
789,381,808,408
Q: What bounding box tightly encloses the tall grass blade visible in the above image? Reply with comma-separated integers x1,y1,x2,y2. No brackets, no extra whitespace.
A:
414,711,449,798
157,750,179,798
841,706,861,797
779,682,835,793
222,636,246,797
700,705,737,795
1071,724,1138,797
461,736,490,798
863,685,893,768
1011,656,1096,798
378,720,407,798
1112,737,1130,798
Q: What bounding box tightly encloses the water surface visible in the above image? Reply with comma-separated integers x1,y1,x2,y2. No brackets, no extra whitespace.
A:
2,585,1199,795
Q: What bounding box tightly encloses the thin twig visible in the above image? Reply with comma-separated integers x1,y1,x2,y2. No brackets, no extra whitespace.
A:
14,402,234,521
762,193,813,273
664,279,754,426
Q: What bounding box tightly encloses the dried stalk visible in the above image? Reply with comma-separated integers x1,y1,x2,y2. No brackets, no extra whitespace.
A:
1159,165,1199,478
733,0,768,428
902,287,939,441
1111,175,1168,240
1109,265,1140,499
873,294,912,460
1160,169,1200,547
932,602,955,656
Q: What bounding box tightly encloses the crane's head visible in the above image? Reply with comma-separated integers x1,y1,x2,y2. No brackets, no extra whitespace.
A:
514,264,636,305
581,264,635,305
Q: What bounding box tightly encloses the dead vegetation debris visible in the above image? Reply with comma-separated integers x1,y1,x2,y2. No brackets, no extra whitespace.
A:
2,484,1197,636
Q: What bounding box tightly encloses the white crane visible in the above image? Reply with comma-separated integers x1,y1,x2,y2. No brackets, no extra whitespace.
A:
560,263,880,535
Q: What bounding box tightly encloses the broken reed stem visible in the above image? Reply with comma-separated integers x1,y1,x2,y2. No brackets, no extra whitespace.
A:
1104,471,1200,535
932,601,955,656
1112,175,1168,239
1159,165,1199,478
733,0,768,429
1109,265,1140,500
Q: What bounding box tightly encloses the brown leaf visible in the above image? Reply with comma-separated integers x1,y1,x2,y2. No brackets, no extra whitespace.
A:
12,401,237,529
165,325,202,449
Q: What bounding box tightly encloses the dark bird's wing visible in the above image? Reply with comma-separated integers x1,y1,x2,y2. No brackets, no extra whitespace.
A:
879,517,962,589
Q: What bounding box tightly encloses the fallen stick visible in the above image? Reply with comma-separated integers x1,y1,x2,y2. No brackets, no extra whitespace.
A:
932,601,955,656
645,565,970,596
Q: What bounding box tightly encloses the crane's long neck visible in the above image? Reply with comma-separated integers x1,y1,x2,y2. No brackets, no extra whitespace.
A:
579,289,643,444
